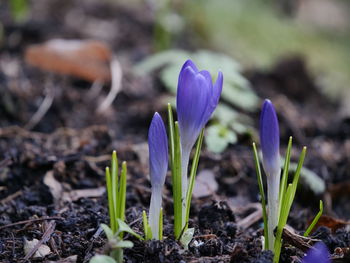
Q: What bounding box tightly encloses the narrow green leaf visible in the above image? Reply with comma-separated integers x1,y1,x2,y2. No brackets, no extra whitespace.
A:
142,210,150,240
118,161,127,236
168,103,175,167
173,122,182,239
180,227,194,250
304,200,323,237
252,142,269,250
106,167,116,233
279,136,292,215
89,255,117,263
185,129,204,227
111,151,119,220
101,224,114,241
159,207,163,240
115,240,134,248
116,219,144,241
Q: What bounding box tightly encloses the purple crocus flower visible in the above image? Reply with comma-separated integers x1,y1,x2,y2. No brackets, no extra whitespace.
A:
176,59,223,227
302,242,331,263
148,112,168,239
177,59,223,153
260,99,280,178
259,99,281,250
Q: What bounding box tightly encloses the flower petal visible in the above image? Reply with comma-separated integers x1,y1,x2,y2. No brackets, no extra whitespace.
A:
260,99,280,177
148,112,168,187
302,242,330,263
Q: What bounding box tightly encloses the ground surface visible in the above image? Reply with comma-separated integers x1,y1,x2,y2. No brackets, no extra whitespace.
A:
0,1,349,263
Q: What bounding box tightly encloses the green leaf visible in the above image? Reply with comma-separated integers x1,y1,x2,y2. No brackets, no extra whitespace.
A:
180,228,194,250
185,130,204,226
252,143,269,250
116,219,144,241
134,50,259,111
304,200,323,237
89,255,117,263
115,240,134,249
101,224,114,241
205,124,237,153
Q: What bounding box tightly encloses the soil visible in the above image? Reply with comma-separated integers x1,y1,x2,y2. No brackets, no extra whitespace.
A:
0,1,349,263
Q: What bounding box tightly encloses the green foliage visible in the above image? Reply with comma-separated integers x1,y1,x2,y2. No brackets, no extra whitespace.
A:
10,0,29,22
167,104,204,244
90,255,117,263
93,152,142,263
135,50,258,153
135,50,258,111
184,0,350,99
304,200,323,237
205,124,237,154
253,138,323,262
168,104,183,239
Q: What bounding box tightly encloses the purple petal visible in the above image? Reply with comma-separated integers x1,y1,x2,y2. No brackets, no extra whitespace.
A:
148,113,168,187
176,61,223,151
260,99,280,176
302,242,330,263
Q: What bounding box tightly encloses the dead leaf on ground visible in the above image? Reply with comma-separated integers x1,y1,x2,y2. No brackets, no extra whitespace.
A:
43,171,63,206
193,169,218,198
313,215,350,233
25,39,111,82
24,238,51,259
64,187,105,202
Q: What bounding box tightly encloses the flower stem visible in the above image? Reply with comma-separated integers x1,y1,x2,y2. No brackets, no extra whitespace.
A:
267,170,280,250
149,185,162,239
181,148,190,229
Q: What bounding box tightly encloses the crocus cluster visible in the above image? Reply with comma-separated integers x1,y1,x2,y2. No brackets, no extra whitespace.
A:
302,242,331,263
145,59,223,240
260,99,281,250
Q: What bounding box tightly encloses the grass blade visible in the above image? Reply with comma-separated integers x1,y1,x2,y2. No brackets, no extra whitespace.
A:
173,122,182,239
185,129,204,228
106,167,116,233
304,200,323,237
252,142,269,250
159,207,163,240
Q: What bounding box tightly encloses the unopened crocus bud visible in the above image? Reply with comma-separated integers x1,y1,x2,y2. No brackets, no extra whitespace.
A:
302,242,330,263
259,99,281,250
176,59,223,226
148,112,168,239
260,99,280,177
177,59,223,153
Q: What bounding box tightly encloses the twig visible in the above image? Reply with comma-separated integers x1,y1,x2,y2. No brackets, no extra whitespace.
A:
24,220,56,260
0,190,23,205
0,216,63,230
237,204,262,229
97,57,123,113
25,87,55,130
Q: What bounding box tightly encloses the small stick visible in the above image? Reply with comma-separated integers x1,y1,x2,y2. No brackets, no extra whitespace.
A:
23,220,56,260
0,216,63,230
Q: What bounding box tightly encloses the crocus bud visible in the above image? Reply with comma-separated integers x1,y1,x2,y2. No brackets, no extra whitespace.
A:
177,59,223,153
260,99,280,177
259,99,281,250
148,112,168,239
302,242,330,263
176,59,223,226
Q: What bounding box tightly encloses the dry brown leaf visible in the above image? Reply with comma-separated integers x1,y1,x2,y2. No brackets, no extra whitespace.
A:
25,39,111,82
43,171,63,205
24,239,51,259
314,215,350,233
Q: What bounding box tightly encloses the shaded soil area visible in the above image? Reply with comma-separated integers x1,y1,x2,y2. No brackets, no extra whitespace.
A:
0,1,349,263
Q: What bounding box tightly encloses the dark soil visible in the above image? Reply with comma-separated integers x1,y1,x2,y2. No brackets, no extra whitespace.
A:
0,1,349,263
